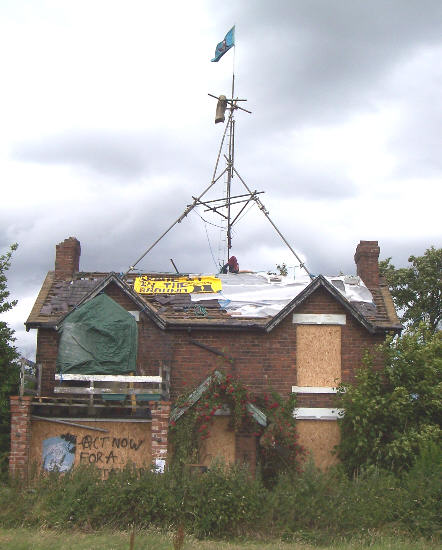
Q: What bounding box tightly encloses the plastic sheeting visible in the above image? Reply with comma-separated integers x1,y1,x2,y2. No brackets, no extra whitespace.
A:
190,272,374,318
56,293,137,375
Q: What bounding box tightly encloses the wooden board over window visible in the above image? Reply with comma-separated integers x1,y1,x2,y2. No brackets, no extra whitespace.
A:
296,325,341,387
29,419,152,478
297,419,340,470
199,417,235,467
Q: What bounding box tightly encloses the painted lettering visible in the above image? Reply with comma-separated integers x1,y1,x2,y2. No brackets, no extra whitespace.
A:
105,450,117,464
80,435,93,450
130,439,144,451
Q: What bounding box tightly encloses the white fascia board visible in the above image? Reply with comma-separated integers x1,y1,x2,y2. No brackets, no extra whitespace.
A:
129,311,140,321
292,314,346,325
293,407,344,420
292,386,338,394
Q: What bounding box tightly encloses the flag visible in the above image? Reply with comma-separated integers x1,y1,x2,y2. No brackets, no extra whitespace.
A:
211,26,235,62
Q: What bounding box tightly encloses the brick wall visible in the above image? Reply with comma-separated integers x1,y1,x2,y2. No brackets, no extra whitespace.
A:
9,396,33,478
31,280,388,472
354,240,380,289
166,287,383,400
36,328,59,395
36,282,383,401
54,237,81,280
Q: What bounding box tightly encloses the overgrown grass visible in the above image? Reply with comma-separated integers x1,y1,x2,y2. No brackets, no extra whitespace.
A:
0,445,440,543
0,528,439,550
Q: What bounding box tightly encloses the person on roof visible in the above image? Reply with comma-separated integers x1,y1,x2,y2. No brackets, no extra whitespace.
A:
221,256,239,274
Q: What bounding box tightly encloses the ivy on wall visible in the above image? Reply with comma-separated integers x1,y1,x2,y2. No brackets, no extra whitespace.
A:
169,371,305,479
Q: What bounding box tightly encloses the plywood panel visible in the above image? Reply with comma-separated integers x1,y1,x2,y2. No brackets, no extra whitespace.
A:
297,420,340,470
199,417,235,467
297,325,341,387
30,419,152,477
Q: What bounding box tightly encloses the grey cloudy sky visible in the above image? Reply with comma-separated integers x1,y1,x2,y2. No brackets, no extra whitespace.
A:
1,0,441,358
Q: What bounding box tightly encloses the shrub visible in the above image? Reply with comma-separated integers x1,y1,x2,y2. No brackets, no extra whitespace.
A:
336,325,442,474
0,457,440,541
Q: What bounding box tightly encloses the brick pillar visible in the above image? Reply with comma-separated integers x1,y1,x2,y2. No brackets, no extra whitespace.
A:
9,396,33,478
151,401,170,464
354,240,380,289
54,237,81,280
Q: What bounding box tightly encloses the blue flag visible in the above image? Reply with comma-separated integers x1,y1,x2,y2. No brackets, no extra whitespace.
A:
211,26,235,62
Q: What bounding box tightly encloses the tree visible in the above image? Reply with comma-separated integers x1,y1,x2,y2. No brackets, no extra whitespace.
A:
379,247,442,332
0,244,19,471
336,325,441,474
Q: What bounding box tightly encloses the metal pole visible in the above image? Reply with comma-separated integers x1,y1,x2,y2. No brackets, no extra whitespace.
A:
232,166,313,279
226,71,236,260
31,415,110,433
123,174,226,277
124,118,232,276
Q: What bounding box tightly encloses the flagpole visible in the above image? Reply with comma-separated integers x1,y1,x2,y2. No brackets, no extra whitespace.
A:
226,31,236,262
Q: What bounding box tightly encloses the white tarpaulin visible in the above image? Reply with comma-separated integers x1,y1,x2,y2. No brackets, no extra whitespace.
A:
190,272,373,318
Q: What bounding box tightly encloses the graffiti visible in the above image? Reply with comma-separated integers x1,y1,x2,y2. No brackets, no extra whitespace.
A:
79,450,118,465
77,434,145,469
42,433,76,472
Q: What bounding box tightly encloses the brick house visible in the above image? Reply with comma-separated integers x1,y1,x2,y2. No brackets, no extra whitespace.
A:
10,237,401,477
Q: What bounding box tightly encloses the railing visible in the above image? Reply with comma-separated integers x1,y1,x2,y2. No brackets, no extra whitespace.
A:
53,365,170,406
19,358,41,397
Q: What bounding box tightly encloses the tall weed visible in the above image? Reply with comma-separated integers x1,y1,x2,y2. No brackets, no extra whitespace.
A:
0,453,440,541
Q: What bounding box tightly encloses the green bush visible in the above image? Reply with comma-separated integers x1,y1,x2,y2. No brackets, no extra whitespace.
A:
336,326,442,474
0,457,440,541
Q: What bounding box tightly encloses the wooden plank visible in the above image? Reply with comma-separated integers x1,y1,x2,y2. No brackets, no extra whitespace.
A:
54,387,162,395
170,371,223,422
293,314,346,325
55,374,162,383
246,403,267,426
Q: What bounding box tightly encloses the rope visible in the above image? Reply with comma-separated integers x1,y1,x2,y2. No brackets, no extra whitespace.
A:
193,209,225,230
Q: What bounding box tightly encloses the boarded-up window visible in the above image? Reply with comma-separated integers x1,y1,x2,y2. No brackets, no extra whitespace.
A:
296,325,341,387
199,417,235,467
297,420,340,470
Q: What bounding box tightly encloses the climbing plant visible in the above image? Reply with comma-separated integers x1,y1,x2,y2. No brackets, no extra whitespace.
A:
169,371,304,480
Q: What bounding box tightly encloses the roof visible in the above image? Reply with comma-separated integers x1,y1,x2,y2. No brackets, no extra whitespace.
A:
26,270,402,334
170,370,267,426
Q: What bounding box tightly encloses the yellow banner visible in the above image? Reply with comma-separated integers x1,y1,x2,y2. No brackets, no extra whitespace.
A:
134,275,222,295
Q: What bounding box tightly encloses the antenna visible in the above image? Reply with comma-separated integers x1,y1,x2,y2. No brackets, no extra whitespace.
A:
124,60,313,279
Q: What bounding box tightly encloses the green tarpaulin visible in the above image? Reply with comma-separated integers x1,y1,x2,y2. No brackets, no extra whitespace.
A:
56,293,138,375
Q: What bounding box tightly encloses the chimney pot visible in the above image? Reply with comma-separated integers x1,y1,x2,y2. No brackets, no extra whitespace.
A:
354,240,380,288
54,237,81,280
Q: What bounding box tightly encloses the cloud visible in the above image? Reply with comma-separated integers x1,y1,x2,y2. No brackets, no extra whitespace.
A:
1,0,442,359
231,1,442,130
12,129,214,180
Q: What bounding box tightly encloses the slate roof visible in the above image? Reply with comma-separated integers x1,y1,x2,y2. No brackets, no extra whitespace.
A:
26,270,402,333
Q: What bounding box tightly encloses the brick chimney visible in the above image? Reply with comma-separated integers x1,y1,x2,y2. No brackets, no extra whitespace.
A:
54,237,81,280
354,240,380,288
